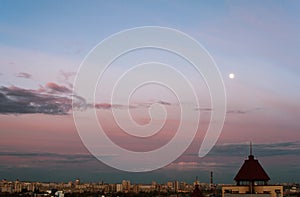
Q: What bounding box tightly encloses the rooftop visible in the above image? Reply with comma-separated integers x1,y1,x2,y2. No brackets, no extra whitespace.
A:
234,143,270,183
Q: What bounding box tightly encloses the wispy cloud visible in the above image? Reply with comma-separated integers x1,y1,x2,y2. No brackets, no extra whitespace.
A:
135,100,173,108
45,82,72,93
94,103,135,110
156,100,171,106
15,72,32,79
194,108,262,114
94,100,175,110
0,151,95,165
167,161,233,171
58,70,76,88
226,108,262,115
167,161,200,170
226,110,247,114
59,70,76,81
195,107,212,112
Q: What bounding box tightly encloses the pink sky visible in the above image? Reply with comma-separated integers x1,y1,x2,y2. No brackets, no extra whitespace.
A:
0,1,299,183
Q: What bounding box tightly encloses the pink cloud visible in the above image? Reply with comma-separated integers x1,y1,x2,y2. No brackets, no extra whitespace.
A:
45,82,72,93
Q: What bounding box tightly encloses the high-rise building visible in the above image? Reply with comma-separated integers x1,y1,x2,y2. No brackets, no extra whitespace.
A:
75,178,80,186
116,184,123,192
122,180,130,192
174,181,179,192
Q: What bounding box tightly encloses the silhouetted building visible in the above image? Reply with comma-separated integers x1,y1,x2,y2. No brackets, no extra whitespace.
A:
191,177,204,197
222,142,283,197
234,143,270,191
210,171,214,190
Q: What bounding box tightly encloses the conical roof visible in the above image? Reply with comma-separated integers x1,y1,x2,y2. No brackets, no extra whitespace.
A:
234,154,270,182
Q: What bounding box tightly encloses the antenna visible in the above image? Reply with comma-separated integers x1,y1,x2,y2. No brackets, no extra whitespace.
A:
250,141,253,155
195,176,199,185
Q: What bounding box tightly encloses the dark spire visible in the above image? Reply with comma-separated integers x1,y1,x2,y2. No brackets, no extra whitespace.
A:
191,177,204,197
250,141,253,156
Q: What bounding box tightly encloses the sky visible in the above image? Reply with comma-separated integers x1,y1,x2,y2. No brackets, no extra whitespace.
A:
0,1,300,184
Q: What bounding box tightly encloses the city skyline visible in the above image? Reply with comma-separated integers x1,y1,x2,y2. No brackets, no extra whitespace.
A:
0,1,299,183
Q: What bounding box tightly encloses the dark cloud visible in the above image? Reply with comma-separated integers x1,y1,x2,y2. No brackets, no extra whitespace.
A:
206,141,300,157
15,72,32,79
72,95,89,110
0,83,177,115
156,100,171,106
0,151,95,165
0,86,72,115
0,83,144,115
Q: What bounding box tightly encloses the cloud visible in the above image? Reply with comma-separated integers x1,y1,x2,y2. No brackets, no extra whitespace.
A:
226,110,247,114
72,95,89,109
94,101,175,111
0,83,179,115
60,70,76,81
195,107,212,112
95,103,126,110
195,107,262,114
15,72,32,79
0,85,72,115
58,70,77,88
156,100,171,106
167,161,230,171
0,151,96,165
168,161,200,169
227,108,262,114
0,83,138,115
207,141,300,157
45,82,72,93
195,108,251,114
136,100,172,108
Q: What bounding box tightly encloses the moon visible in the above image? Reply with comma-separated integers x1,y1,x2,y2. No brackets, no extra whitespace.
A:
229,73,235,79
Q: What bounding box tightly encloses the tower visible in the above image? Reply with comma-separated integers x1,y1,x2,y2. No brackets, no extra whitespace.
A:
191,177,204,197
222,142,283,197
210,171,213,190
